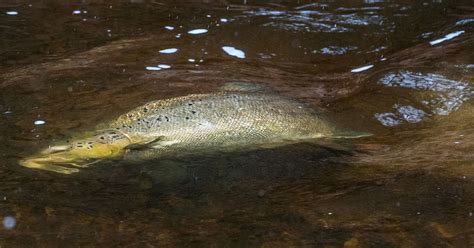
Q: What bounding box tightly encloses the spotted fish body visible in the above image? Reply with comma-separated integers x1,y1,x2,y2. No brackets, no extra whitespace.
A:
109,85,335,159
20,83,368,174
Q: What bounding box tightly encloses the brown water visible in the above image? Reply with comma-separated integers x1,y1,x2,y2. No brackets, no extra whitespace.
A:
1,0,473,247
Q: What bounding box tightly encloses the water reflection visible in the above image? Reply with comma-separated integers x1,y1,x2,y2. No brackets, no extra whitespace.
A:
159,48,178,54
187,28,208,34
0,0,473,246
374,70,472,126
2,216,16,230
34,120,46,125
222,46,246,59
5,11,18,16
317,46,357,55
245,9,352,33
430,30,465,45
375,104,426,126
455,19,474,26
145,64,171,71
242,5,385,34
351,64,374,73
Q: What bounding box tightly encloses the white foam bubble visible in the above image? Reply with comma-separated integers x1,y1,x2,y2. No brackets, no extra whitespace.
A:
187,29,208,35
429,31,465,45
455,19,474,26
3,216,16,230
145,66,162,71
158,64,171,69
159,48,178,54
34,120,46,125
351,65,374,73
222,46,246,59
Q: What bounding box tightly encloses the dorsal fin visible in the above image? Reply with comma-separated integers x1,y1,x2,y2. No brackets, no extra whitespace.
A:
219,82,271,93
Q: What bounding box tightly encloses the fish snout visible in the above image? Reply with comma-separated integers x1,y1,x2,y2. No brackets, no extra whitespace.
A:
19,149,104,174
19,154,81,174
19,142,128,174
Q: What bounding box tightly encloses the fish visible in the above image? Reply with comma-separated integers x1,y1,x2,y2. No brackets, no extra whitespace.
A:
19,82,371,174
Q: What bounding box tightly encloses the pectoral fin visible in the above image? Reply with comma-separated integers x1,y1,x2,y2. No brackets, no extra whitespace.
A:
124,136,166,150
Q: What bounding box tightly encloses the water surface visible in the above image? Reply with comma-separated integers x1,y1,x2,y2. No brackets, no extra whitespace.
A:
1,0,473,246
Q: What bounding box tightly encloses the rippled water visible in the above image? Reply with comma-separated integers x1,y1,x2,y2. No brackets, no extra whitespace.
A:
1,0,473,246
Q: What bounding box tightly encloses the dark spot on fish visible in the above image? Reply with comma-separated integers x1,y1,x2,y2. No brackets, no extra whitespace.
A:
110,131,117,134
137,122,141,125
143,107,148,113
191,110,196,114
188,103,193,106
156,116,162,122
165,116,170,122
100,136,105,140
87,141,93,144
185,117,190,120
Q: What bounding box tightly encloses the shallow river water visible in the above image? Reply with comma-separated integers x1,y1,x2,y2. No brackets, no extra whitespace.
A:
0,0,473,247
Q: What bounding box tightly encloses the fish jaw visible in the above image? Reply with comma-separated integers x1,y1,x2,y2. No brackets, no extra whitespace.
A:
19,156,82,174
19,141,128,174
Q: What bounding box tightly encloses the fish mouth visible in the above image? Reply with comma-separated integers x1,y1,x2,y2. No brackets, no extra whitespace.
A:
19,151,102,174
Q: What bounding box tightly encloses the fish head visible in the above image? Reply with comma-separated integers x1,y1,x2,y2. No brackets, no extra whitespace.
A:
19,130,132,174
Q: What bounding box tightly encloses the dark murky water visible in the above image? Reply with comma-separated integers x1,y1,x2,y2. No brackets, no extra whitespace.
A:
1,0,473,246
